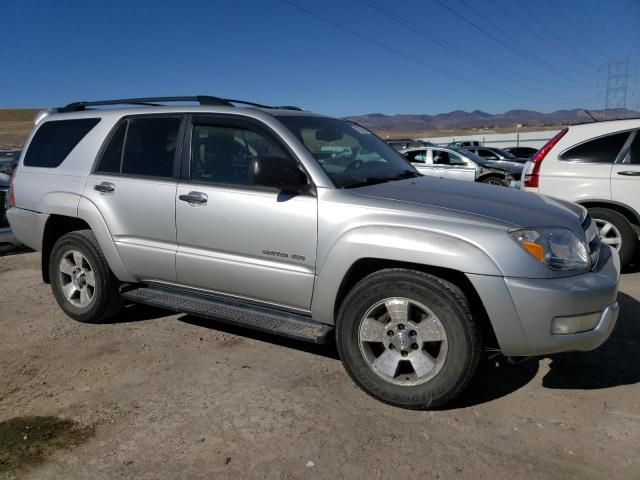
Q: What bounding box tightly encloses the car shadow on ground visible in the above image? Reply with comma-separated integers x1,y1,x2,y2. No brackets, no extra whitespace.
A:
107,290,639,409
443,290,640,409
542,291,640,390
179,314,340,360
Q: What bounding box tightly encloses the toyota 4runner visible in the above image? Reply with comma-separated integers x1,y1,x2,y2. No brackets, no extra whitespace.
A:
7,96,621,409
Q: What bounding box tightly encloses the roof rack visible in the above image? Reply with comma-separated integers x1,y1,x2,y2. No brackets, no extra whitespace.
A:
56,96,306,113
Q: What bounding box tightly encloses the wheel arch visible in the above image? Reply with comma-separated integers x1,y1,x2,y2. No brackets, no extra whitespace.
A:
332,258,500,352
578,200,640,228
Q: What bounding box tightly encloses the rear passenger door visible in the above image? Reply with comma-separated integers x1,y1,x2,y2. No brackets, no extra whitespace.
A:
84,114,184,282
174,115,317,311
611,130,640,215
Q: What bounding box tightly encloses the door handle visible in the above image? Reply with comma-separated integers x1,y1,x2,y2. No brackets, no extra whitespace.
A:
617,171,640,176
94,182,115,193
178,191,208,204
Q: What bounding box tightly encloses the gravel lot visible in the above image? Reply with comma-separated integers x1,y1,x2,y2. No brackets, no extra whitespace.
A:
1,251,639,479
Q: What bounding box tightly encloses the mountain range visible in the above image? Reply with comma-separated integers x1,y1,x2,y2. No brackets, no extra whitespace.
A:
345,108,640,133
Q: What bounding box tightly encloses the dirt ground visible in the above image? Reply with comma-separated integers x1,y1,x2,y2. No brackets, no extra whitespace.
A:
0,252,638,479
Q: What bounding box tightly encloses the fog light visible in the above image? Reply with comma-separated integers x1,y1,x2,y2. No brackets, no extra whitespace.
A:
551,312,601,335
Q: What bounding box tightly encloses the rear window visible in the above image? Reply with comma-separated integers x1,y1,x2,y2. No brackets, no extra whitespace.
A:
560,131,630,163
24,118,100,168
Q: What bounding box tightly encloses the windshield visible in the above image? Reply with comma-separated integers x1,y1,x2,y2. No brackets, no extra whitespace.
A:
492,147,516,159
448,147,494,166
277,116,419,188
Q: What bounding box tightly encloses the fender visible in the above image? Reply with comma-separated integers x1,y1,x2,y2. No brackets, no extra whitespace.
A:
310,225,502,324
77,196,136,282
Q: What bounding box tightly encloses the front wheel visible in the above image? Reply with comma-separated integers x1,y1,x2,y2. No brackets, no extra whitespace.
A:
336,269,481,409
49,230,123,323
479,175,509,187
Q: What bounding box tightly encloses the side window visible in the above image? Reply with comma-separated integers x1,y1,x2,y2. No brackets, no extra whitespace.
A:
190,124,287,186
560,131,630,163
404,150,426,163
121,117,181,178
96,122,126,174
433,150,450,165
24,118,100,168
626,131,640,165
448,152,466,165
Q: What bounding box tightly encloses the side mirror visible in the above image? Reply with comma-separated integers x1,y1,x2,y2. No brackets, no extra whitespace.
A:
250,156,308,190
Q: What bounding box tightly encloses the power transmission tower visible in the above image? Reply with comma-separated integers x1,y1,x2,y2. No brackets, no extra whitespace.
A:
603,57,632,119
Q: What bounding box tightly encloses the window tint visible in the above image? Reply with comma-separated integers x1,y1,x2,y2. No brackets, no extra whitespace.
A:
404,150,426,163
477,149,498,159
627,131,640,165
191,124,287,185
560,131,630,163
121,117,180,178
96,122,126,174
24,118,100,168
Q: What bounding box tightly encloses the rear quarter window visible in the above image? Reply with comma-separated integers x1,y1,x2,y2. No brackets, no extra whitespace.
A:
24,118,100,168
559,131,630,163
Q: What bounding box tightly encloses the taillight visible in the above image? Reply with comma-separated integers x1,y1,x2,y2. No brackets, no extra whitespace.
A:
8,166,17,208
524,128,568,188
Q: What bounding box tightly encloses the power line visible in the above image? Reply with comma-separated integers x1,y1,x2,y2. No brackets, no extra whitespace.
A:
516,0,599,70
364,0,573,97
281,0,587,108
432,0,588,86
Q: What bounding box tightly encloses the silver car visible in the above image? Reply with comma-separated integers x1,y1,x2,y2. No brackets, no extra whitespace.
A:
7,96,620,410
402,145,523,187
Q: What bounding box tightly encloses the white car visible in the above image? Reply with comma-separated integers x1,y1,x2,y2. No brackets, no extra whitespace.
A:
522,119,640,267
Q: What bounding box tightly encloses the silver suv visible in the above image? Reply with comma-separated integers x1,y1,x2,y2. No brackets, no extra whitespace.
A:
7,96,621,409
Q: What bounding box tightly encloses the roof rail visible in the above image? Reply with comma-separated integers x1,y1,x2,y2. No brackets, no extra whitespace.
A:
56,96,232,113
56,96,306,113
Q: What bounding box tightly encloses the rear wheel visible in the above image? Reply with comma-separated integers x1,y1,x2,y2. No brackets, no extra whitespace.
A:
336,269,481,409
589,207,637,268
49,230,123,323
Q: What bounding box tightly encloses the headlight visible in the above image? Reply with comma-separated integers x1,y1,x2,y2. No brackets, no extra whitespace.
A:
510,228,589,271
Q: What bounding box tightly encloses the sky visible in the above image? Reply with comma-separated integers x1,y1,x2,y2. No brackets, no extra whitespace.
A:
1,0,639,117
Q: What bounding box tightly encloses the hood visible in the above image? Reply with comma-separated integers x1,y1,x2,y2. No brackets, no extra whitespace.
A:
483,160,524,174
353,176,585,230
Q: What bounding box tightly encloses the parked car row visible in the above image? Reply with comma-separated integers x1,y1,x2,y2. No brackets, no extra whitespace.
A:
401,145,522,187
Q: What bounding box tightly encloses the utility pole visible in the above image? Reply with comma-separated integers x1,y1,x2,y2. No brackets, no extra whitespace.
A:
603,57,632,120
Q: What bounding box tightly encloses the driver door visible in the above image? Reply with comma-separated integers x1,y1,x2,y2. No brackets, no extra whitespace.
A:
174,115,317,311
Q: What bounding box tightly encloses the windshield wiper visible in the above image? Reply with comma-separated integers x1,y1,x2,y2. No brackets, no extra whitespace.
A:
342,170,420,189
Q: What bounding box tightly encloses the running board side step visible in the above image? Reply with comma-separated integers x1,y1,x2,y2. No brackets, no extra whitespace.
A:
120,286,333,344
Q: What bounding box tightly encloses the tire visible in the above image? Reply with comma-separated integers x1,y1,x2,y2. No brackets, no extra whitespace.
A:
479,175,509,187
49,229,123,323
336,269,481,410
588,207,637,268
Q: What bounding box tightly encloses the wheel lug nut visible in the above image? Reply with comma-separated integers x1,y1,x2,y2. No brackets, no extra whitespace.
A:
410,330,417,337
389,344,395,350
411,343,419,350
398,324,405,330
387,330,394,336
401,350,408,357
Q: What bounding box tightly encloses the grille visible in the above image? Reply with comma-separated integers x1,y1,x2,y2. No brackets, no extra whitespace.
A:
582,215,601,268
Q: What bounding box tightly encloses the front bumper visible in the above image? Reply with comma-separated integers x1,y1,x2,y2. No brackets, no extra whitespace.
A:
467,245,620,357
